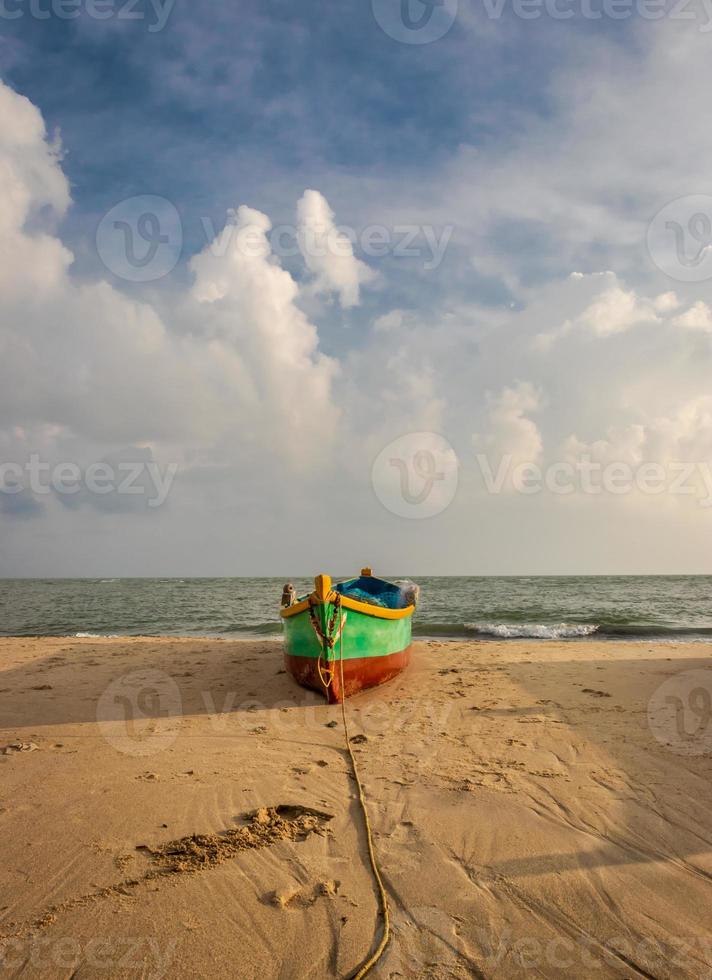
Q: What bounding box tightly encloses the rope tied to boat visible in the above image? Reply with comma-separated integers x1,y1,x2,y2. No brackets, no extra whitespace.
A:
305,588,391,976
337,624,391,980
308,593,344,691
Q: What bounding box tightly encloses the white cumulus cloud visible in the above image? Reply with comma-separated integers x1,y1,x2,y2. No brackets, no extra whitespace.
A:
473,382,543,469
296,189,375,308
673,301,712,333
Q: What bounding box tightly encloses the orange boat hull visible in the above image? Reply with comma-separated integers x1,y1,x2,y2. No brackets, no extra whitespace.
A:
284,646,411,704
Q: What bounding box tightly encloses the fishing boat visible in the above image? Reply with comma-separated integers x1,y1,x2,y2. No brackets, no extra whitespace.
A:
279,569,417,704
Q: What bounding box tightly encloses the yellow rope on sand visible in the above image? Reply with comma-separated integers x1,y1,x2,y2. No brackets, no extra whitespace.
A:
338,626,391,980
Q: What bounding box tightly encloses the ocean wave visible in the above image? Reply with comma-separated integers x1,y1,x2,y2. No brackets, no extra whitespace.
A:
74,632,120,638
465,622,600,639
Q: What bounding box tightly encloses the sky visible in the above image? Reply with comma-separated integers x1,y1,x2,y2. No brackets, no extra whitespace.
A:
2,0,712,576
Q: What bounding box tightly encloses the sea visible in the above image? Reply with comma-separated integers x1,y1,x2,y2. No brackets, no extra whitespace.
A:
0,576,710,641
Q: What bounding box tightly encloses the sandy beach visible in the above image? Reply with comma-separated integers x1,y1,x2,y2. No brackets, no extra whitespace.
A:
1,636,712,979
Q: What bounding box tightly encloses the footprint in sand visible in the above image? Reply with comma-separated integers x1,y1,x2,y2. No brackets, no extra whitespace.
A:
459,772,513,793
267,879,340,909
2,742,40,755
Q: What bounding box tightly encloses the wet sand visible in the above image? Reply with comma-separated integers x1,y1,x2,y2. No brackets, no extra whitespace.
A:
1,636,712,978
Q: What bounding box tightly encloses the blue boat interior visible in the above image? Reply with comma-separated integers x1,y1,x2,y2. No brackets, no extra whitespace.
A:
335,576,409,609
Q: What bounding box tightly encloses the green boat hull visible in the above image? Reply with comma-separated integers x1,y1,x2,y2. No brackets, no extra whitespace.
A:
282,597,413,703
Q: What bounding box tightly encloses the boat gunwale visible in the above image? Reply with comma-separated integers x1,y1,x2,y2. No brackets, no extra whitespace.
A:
280,591,415,621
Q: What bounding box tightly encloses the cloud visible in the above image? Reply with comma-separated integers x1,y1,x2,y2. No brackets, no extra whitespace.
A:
560,396,712,511
188,201,340,459
473,382,543,468
653,292,680,314
533,273,662,348
0,476,43,520
350,11,712,315
673,301,712,333
0,78,342,474
5,12,712,577
0,84,72,296
575,285,660,338
296,189,376,308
